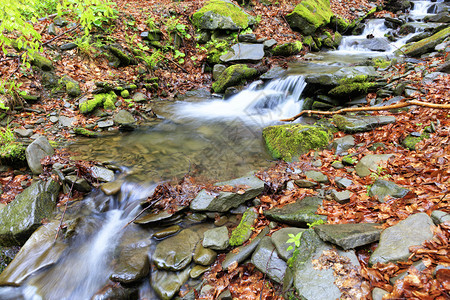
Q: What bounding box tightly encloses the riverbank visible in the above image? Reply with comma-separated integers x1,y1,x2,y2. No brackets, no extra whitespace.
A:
0,0,449,299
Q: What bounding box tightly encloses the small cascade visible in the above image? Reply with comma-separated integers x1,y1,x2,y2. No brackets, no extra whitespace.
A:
175,75,306,126
409,0,444,20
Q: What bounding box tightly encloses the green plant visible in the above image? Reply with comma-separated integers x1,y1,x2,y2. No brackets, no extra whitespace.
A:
0,80,24,111
165,16,191,39
174,49,185,64
0,127,26,162
286,232,303,252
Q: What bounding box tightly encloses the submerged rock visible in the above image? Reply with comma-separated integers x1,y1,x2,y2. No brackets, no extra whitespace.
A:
314,223,382,250
251,237,287,283
0,179,60,246
262,124,331,162
369,213,434,265
264,196,326,226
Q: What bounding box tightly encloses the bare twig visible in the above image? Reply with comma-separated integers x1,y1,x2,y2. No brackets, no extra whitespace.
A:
42,24,80,46
54,170,77,243
281,100,450,122
121,195,163,229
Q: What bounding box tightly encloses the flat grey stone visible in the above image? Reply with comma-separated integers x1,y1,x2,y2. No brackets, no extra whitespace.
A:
294,179,317,188
202,226,229,250
260,66,285,80
271,227,306,261
263,39,277,49
220,43,264,63
25,136,54,174
304,170,329,183
355,154,394,177
331,190,352,203
369,213,434,265
431,210,450,225
58,116,76,127
334,115,396,133
113,110,135,125
91,166,114,182
222,227,269,270
151,267,190,300
132,92,147,102
65,175,91,192
251,237,287,283
13,128,33,137
330,135,355,155
314,223,382,250
264,196,326,226
97,120,114,128
369,179,410,202
335,177,353,189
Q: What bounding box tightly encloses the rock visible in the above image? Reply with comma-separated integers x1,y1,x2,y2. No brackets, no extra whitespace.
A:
217,289,232,300
333,115,396,133
264,196,327,226
431,210,450,225
251,237,287,283
25,136,54,174
401,132,430,150
151,267,190,300
92,284,138,300
372,287,389,300
291,229,360,300
398,27,450,57
331,190,351,203
100,180,123,195
153,225,182,240
355,154,394,177
331,161,344,169
189,265,209,279
202,226,229,250
330,135,355,155
110,224,151,283
192,0,255,31
190,174,264,212
368,179,410,202
213,64,227,81
113,110,135,126
0,221,66,285
286,0,333,35
335,177,353,189
229,207,257,246
60,43,77,51
271,227,306,261
79,92,117,114
73,127,99,137
222,226,269,270
334,66,378,78
58,116,76,127
193,244,217,266
349,38,391,52
294,179,317,188
263,39,277,49
153,229,200,271
314,223,382,250
134,205,186,225
132,92,147,102
13,128,33,138
262,124,331,162
65,175,91,192
238,33,257,43
220,43,264,63
424,11,450,23
304,170,329,183
436,60,450,74
97,120,114,128
61,76,81,97
108,45,135,67
31,53,53,71
369,213,434,265
389,260,427,285
260,66,286,80
48,23,57,35
211,64,259,93
91,166,115,182
271,41,303,56
140,30,162,41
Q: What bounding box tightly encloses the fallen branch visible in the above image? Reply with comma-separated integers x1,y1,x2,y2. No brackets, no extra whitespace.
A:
281,100,450,122
42,24,80,46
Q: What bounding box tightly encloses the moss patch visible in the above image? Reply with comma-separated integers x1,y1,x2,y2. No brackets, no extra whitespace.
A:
402,132,430,150
272,41,303,56
328,75,375,97
212,64,258,93
286,0,333,35
79,91,117,114
262,124,331,161
192,0,253,30
74,127,99,137
398,27,450,57
229,208,258,247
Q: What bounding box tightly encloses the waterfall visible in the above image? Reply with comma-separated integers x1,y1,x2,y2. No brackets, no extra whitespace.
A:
175,75,306,126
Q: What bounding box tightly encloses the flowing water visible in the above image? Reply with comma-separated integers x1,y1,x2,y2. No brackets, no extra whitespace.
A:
0,0,445,298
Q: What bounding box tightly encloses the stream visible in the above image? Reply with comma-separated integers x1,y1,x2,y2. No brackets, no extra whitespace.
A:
0,1,445,299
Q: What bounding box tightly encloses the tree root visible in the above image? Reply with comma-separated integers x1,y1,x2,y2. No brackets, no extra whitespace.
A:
280,100,450,122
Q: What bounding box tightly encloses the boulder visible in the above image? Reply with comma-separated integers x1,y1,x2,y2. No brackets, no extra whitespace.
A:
251,237,287,283
0,221,66,285
25,136,54,174
151,267,190,300
31,53,53,71
113,110,136,126
398,27,450,57
368,179,410,202
314,223,382,250
369,213,434,265
153,229,200,271
220,43,264,63
271,227,306,261
202,226,229,250
330,135,355,155
262,124,331,161
348,38,391,52
332,115,396,133
61,76,81,97
264,196,327,226
355,154,394,177
286,0,333,35
211,64,259,93
192,0,255,31
271,41,303,56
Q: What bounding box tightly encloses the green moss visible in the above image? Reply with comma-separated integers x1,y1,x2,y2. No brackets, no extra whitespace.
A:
229,208,257,247
303,36,320,51
30,53,54,71
74,127,99,137
121,90,130,98
79,91,117,114
103,91,117,110
329,75,375,97
272,41,303,56
332,115,353,129
0,143,26,163
398,27,450,57
262,124,331,162
212,64,258,93
206,40,230,64
402,132,430,150
342,155,357,165
192,0,252,30
372,58,391,69
286,0,333,35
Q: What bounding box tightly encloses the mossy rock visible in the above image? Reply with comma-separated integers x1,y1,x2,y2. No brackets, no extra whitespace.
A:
229,208,258,247
192,0,255,31
31,53,54,71
328,75,375,98
401,132,430,150
272,41,303,56
286,0,333,35
0,142,26,166
108,45,136,67
397,27,450,57
73,127,99,137
303,36,320,51
322,32,342,49
262,124,331,161
61,76,81,97
212,64,259,93
79,91,117,114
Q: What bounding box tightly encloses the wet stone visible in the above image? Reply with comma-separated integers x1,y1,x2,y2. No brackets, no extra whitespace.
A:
264,196,326,226
330,135,355,155
202,226,229,250
369,213,434,265
151,267,190,300
153,229,200,271
91,166,115,182
100,180,123,195
189,265,209,279
153,225,182,240
331,190,352,204
251,236,287,283
193,243,217,266
389,260,426,285
369,179,410,202
355,154,394,177
135,206,186,225
271,227,306,261
334,115,396,133
304,170,329,183
65,175,91,193
314,223,382,250
431,210,450,225
26,136,54,174
335,177,353,189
